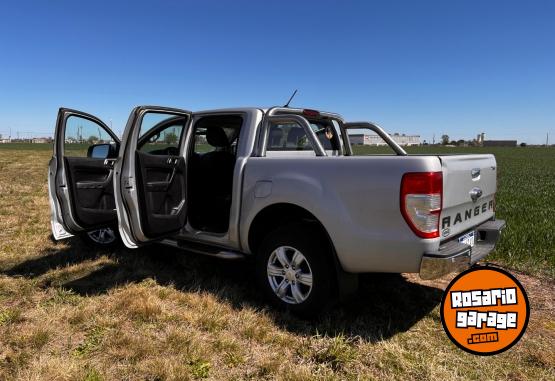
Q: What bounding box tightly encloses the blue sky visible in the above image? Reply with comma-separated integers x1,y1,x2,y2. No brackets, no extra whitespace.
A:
0,1,553,144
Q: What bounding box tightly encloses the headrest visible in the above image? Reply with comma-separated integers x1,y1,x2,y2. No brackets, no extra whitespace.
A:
206,126,236,147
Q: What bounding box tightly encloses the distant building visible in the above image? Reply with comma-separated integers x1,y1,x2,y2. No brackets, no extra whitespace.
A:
483,140,517,147
349,133,420,146
32,137,52,144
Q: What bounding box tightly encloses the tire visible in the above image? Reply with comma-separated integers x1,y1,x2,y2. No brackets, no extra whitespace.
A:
255,222,336,317
80,227,121,248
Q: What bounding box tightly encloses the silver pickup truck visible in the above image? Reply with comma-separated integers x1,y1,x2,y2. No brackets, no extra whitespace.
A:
49,105,505,314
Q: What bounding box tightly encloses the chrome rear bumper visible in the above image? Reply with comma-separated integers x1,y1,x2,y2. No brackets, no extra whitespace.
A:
419,219,506,280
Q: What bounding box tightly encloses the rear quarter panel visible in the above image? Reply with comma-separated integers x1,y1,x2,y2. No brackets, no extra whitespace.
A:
241,155,443,273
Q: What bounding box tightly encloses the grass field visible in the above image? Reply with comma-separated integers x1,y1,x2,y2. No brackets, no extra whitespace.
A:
0,144,554,380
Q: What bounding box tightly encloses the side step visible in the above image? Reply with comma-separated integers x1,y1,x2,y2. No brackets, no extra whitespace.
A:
161,238,246,260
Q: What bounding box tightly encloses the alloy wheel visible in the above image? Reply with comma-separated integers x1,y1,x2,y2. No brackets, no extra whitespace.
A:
267,246,313,304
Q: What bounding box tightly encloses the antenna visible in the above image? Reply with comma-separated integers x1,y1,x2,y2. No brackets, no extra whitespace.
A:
283,89,298,108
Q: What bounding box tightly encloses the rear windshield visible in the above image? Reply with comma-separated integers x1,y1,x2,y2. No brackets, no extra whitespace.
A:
307,119,341,152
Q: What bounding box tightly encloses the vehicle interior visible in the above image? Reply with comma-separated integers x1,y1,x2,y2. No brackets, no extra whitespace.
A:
187,114,243,233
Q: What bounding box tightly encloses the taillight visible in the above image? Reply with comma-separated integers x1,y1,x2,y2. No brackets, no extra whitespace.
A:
400,172,443,238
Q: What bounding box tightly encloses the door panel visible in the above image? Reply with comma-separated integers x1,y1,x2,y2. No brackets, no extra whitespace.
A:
65,157,117,227
49,108,120,238
136,151,187,237
115,106,192,247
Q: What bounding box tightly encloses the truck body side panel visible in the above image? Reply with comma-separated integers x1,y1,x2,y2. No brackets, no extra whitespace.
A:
241,155,443,273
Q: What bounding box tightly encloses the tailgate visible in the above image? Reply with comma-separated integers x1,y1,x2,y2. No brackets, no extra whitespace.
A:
439,154,497,239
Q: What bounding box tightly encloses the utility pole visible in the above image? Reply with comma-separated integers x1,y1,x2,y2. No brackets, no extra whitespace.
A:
432,134,435,145
547,132,549,146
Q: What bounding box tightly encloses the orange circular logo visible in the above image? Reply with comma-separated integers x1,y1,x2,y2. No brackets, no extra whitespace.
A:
441,267,529,355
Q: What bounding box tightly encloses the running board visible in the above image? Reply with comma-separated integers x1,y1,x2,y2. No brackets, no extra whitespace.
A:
161,238,246,260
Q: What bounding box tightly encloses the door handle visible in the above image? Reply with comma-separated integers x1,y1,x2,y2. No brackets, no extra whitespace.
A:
469,187,483,202
104,159,116,168
166,157,180,166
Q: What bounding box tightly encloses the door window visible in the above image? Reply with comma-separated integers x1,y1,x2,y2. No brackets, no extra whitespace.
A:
137,113,188,156
64,115,117,158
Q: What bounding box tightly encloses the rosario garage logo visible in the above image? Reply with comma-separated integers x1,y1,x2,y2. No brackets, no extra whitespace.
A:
440,267,529,355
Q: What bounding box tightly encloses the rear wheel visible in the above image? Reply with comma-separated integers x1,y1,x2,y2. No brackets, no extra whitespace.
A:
80,227,120,247
255,223,336,317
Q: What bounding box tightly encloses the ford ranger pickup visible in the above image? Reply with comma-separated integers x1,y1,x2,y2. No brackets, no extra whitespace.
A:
49,105,505,314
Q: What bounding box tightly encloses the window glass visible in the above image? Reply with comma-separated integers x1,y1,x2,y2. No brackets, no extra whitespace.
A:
266,123,314,151
137,112,188,155
64,115,116,157
309,121,342,152
193,127,216,153
190,115,243,156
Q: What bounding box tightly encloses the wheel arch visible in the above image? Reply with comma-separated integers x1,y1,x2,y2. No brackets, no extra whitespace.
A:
247,202,334,256
247,202,358,299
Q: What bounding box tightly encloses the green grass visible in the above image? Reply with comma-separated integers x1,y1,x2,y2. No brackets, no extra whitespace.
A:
0,142,55,150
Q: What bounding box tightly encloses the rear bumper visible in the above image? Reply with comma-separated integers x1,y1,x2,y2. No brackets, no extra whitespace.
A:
419,219,506,280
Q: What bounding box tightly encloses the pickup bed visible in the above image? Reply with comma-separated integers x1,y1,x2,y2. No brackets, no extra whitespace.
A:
49,105,505,314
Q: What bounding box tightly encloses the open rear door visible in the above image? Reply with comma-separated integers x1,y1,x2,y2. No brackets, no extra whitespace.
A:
114,106,192,248
49,108,120,239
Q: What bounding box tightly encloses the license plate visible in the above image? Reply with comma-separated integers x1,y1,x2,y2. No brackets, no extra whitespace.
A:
459,231,475,247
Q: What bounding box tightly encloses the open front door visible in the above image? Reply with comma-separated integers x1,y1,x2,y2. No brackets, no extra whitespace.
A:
49,108,120,239
115,106,192,248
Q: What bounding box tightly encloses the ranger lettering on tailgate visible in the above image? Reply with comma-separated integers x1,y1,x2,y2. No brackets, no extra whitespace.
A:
442,199,495,229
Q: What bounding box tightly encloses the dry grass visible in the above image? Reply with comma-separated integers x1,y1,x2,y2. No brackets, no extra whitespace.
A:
0,147,554,380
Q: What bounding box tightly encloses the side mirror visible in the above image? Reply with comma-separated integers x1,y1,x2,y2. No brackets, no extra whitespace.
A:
87,143,111,159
